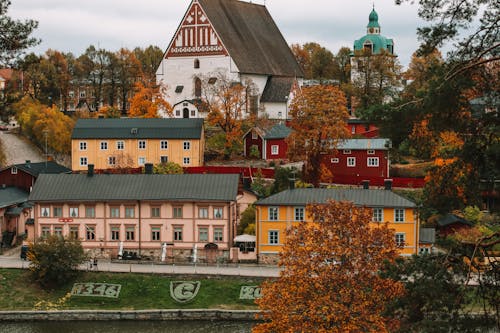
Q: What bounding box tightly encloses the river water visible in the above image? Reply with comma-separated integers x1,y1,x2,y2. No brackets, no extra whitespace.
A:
0,320,254,333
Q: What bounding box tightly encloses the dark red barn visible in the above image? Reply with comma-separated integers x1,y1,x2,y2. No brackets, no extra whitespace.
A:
243,123,291,160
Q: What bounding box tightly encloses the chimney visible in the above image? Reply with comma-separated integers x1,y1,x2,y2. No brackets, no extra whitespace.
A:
87,164,94,177
384,179,393,191
362,180,370,189
289,178,295,190
145,163,154,174
25,160,31,168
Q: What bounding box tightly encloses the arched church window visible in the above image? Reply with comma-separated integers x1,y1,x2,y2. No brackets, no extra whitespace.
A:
363,41,373,54
194,77,202,98
194,58,200,69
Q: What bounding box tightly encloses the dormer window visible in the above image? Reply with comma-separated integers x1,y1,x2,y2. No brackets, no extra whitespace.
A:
11,166,17,174
363,41,373,54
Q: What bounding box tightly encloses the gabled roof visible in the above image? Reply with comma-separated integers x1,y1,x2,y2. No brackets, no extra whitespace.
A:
3,161,71,177
261,77,295,103
263,123,292,140
255,188,416,208
71,118,204,140
338,138,391,150
437,214,473,227
29,174,240,202
197,0,303,77
0,187,29,208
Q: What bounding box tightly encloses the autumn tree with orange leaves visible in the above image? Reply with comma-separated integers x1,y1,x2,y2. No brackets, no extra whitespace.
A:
128,81,172,118
203,72,255,159
254,200,404,333
287,85,349,186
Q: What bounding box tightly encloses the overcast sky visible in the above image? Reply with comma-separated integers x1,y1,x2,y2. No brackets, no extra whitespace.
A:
9,0,427,68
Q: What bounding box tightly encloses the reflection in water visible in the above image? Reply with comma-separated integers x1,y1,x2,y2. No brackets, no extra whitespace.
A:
0,320,254,333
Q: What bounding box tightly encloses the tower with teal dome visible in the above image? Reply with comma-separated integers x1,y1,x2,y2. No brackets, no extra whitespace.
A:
353,6,395,56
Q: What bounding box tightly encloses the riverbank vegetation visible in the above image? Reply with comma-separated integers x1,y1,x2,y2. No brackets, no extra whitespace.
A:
0,269,261,311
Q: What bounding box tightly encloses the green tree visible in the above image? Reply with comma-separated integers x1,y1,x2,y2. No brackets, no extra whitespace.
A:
255,201,404,332
152,162,183,174
270,167,297,194
27,235,87,288
133,45,163,83
0,0,39,65
237,205,255,235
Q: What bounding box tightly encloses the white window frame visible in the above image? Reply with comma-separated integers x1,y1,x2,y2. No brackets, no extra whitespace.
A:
198,227,208,242
271,145,279,155
395,233,406,247
183,141,191,150
331,158,339,164
269,207,278,221
343,149,351,154
395,209,405,222
367,157,379,167
294,207,305,221
367,149,375,155
198,207,208,219
161,140,168,150
100,141,108,150
69,207,79,218
138,157,146,166
11,166,17,174
125,206,135,218
108,156,116,166
268,230,279,245
80,157,88,166
79,141,87,151
251,131,258,140
138,140,146,150
183,157,190,165
213,207,223,219
116,141,124,150
41,207,50,217
372,208,383,222
347,157,356,167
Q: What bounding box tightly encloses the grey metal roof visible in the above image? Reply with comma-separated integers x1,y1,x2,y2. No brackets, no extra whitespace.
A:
338,138,391,150
29,174,240,202
419,228,436,244
0,187,29,208
261,77,295,103
255,188,416,208
198,0,303,77
71,118,204,140
2,161,71,177
263,123,292,140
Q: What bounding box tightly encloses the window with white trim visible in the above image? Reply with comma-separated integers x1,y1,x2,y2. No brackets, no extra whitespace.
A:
116,141,124,150
183,141,191,150
198,207,208,219
331,158,339,163
85,206,95,218
343,149,351,154
79,142,87,151
183,157,190,165
294,207,305,221
367,157,379,167
199,227,208,242
100,141,108,150
367,149,375,155
138,157,146,165
69,207,79,218
11,167,17,174
138,140,146,149
251,131,257,140
271,145,279,155
41,207,50,217
268,230,279,245
108,156,116,166
395,209,405,222
347,157,356,167
161,140,168,150
80,157,88,166
372,208,383,222
213,207,223,219
125,206,135,218
269,207,278,221
395,233,406,247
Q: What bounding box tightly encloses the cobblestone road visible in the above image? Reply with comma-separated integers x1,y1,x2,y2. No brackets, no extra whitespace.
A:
0,130,44,166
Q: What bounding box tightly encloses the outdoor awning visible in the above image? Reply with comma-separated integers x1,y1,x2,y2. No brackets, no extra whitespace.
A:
234,234,256,243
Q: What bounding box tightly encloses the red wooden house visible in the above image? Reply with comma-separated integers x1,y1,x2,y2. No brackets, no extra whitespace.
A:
243,123,291,160
0,160,71,193
346,118,379,138
323,138,391,179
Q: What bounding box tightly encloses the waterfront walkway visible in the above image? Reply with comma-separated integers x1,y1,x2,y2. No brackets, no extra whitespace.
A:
0,255,281,278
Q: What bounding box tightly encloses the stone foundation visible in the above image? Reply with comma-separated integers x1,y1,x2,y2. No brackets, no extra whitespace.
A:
258,253,279,265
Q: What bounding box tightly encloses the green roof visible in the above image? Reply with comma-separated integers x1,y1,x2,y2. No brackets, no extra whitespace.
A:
354,34,394,55
3,161,71,177
367,8,380,28
0,187,29,208
29,174,240,202
263,123,292,140
71,118,204,140
255,188,416,208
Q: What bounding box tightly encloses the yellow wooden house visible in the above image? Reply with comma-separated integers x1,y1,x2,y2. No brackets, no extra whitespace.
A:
71,118,204,171
255,187,419,264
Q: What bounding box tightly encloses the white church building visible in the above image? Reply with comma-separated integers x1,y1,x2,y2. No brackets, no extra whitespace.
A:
155,0,303,120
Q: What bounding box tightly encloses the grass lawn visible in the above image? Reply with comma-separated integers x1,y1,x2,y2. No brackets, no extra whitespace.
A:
0,269,264,311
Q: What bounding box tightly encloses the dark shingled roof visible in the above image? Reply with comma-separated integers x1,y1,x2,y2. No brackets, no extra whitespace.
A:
5,161,71,177
437,214,473,227
0,187,29,208
71,118,204,140
261,77,295,103
29,174,240,202
263,123,291,140
255,188,416,208
198,0,303,77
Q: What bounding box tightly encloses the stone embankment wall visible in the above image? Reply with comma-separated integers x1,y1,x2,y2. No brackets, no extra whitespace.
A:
0,309,260,321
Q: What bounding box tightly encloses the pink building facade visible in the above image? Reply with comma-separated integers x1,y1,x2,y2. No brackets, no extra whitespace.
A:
29,173,255,263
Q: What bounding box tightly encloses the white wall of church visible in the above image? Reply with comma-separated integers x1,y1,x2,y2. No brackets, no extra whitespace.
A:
262,102,288,120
